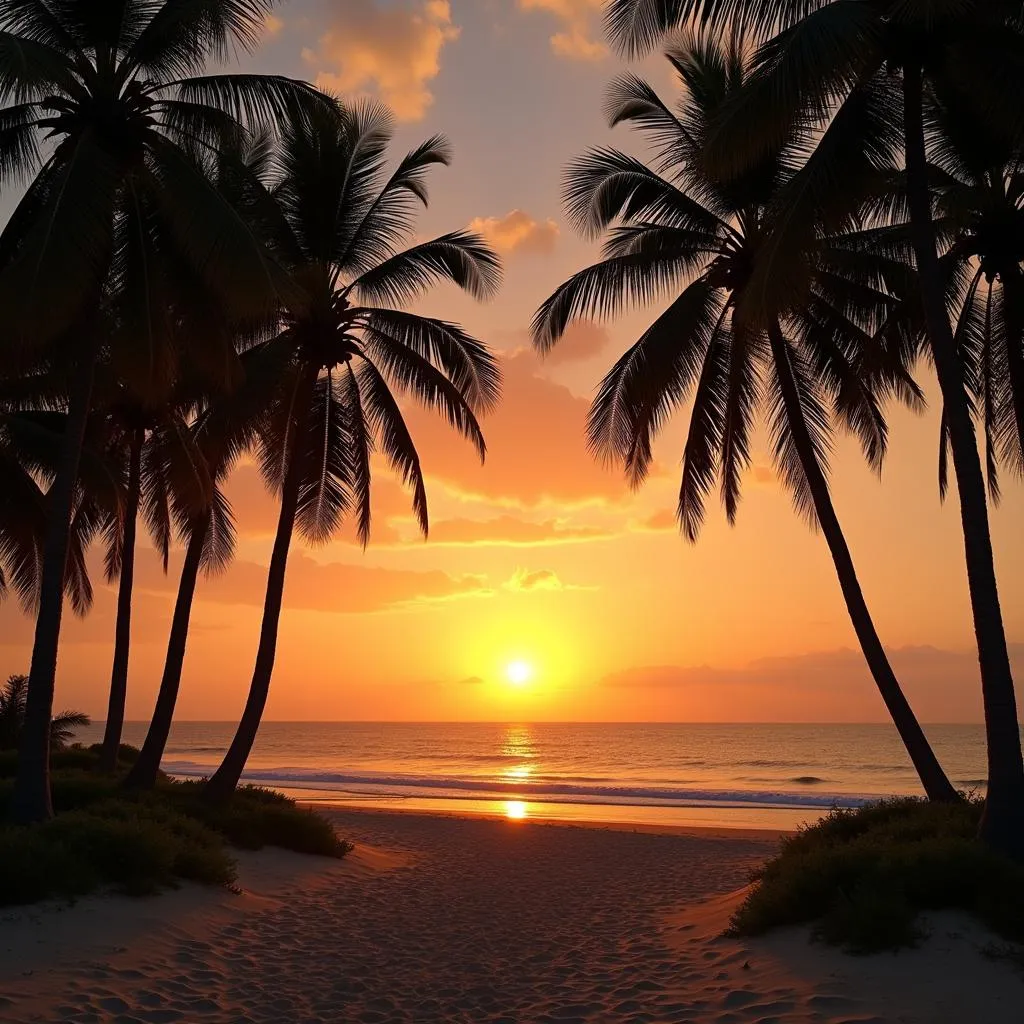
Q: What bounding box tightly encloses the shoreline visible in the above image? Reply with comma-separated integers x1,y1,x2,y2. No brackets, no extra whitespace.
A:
299,800,792,842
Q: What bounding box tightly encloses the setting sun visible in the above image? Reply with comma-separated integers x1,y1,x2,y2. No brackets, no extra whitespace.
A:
505,660,534,687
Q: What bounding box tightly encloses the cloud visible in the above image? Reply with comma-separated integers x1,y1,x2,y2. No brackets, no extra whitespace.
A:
303,0,460,121
426,515,611,546
469,210,559,256
457,675,485,685
636,509,677,533
600,645,1024,723
541,321,611,365
504,567,565,591
134,549,491,615
519,0,607,61
263,13,284,38
404,349,630,506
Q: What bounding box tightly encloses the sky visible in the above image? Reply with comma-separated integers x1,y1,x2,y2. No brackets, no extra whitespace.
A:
3,0,1024,723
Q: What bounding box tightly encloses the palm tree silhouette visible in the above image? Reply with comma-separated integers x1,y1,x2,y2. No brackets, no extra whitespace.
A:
603,0,1024,860
534,34,958,802
203,100,502,800
0,675,88,752
94,390,216,771
0,0,321,822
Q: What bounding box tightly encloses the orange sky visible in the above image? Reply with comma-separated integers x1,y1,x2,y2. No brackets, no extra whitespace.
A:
3,0,1024,723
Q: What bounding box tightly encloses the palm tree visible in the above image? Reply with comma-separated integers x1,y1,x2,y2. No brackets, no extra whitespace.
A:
929,125,1024,501
533,35,958,802
0,675,89,751
125,139,296,792
203,100,502,800
96,394,215,771
602,0,1024,858
0,397,114,616
0,0,321,823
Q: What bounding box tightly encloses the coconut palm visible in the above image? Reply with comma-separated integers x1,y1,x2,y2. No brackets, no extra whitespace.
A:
0,0,322,822
534,35,958,802
202,100,502,800
124,342,280,791
930,131,1024,502
602,0,1024,859
0,397,116,616
95,394,215,771
125,135,295,791
0,675,88,751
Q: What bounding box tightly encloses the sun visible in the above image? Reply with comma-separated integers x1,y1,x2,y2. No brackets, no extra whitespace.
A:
505,660,533,687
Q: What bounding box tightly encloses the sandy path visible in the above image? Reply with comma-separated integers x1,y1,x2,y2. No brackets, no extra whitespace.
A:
0,810,1018,1023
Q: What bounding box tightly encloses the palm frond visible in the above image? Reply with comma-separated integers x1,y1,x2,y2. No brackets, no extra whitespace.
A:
348,231,501,307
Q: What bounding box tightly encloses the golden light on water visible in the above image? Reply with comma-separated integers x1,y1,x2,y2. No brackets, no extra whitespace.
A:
505,800,528,820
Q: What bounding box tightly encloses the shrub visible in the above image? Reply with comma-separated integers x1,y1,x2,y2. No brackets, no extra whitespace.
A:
162,782,352,858
0,755,348,907
731,798,1024,953
0,802,236,905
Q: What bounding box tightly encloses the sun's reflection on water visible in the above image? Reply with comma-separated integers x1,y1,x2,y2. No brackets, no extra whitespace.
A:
504,800,528,820
499,726,535,820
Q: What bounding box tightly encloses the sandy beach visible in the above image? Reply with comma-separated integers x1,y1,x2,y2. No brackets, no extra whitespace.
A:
0,809,1019,1024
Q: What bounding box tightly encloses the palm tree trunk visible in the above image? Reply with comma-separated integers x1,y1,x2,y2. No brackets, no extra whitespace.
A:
10,343,99,823
204,374,313,802
100,428,143,772
767,323,959,803
903,66,1024,853
123,520,207,790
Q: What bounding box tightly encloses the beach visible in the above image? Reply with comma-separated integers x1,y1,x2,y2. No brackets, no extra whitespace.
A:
0,809,1019,1024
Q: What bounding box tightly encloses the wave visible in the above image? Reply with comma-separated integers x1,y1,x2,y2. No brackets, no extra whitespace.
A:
162,761,875,811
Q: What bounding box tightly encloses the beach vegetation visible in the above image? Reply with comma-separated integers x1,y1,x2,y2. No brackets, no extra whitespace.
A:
731,798,1024,953
0,743,349,906
0,674,90,752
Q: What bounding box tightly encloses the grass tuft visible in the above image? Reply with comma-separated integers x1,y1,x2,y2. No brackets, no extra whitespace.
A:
730,798,1024,953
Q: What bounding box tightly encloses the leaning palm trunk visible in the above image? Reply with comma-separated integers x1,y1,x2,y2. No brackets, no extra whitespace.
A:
903,67,1024,853
11,344,98,823
100,429,144,771
768,324,959,802
204,389,309,802
123,522,207,789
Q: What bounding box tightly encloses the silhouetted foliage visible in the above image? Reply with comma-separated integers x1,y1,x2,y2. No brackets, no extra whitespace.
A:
0,674,89,751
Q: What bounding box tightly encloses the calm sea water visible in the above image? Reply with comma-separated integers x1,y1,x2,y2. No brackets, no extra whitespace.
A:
78,721,994,830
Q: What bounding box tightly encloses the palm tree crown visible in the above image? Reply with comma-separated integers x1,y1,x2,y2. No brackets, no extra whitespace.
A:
534,35,904,535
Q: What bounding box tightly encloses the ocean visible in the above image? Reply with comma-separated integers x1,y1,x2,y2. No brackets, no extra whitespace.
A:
77,721,993,830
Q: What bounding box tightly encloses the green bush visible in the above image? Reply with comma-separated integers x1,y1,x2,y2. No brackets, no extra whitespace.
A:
731,798,1024,953
0,802,236,905
161,782,352,858
0,748,349,907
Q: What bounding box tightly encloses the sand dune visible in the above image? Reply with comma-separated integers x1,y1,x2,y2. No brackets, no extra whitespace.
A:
0,810,1018,1022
